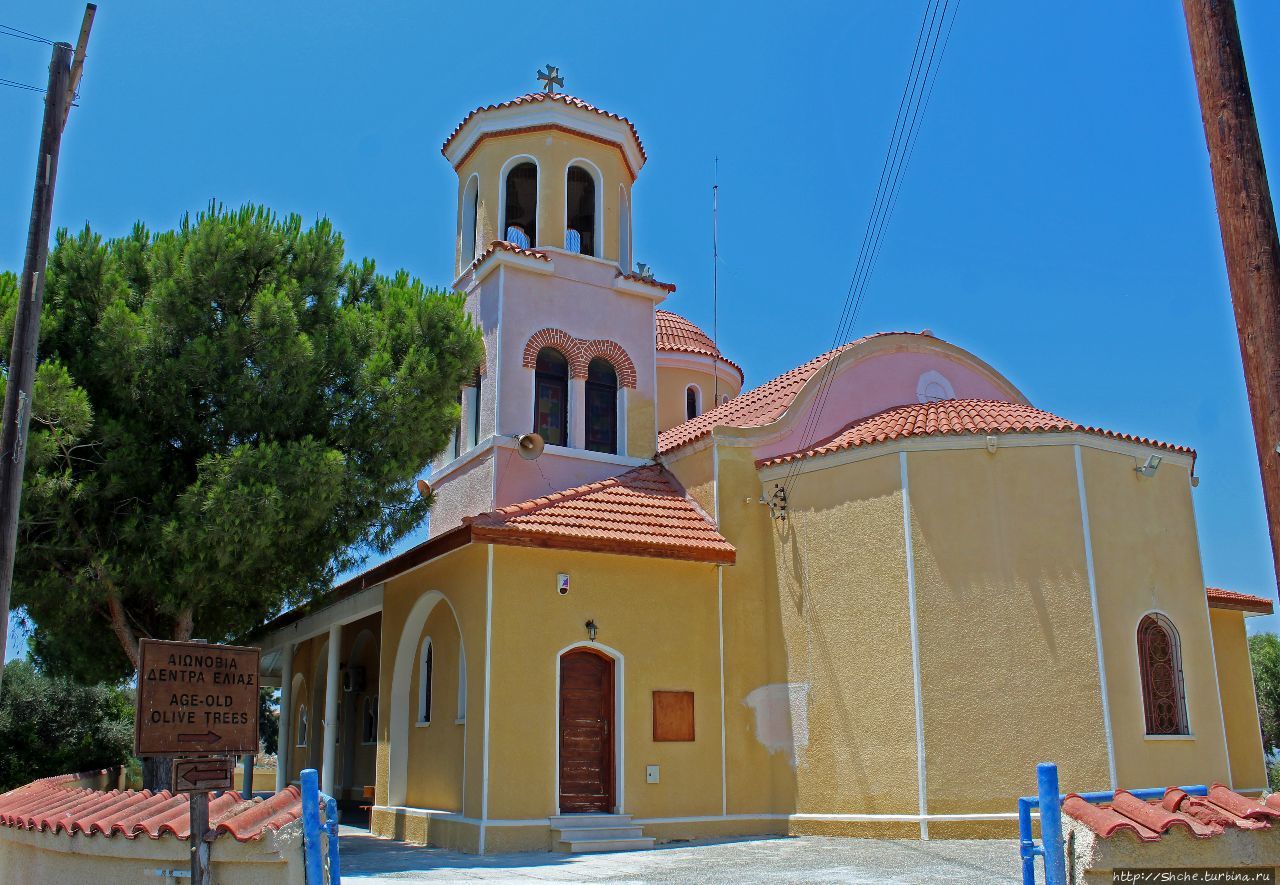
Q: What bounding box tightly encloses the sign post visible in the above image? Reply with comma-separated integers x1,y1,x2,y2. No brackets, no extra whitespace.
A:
134,639,261,885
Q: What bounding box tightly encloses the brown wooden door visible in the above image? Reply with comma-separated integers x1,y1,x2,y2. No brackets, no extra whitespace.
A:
559,649,614,813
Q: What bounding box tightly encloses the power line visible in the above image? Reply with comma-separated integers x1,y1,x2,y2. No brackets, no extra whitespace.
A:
0,77,46,94
776,0,961,494
0,23,55,45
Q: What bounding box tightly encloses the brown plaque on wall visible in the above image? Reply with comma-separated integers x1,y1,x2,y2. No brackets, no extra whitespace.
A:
652,690,694,742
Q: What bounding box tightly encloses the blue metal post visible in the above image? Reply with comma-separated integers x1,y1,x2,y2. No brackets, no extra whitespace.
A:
301,768,324,884
1037,763,1066,885
1018,796,1041,885
323,794,342,885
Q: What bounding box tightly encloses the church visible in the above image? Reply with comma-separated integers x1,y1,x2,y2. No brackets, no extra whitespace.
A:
252,83,1272,854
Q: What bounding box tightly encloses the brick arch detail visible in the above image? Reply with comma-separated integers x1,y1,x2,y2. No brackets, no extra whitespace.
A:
579,339,638,389
522,328,585,377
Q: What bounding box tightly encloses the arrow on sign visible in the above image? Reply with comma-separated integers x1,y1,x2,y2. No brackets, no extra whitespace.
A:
177,731,222,744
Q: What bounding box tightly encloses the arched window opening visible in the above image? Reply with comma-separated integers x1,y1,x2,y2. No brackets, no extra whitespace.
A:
686,385,701,421
534,348,569,447
619,185,631,270
585,358,618,454
453,386,463,459
566,165,597,256
419,638,434,725
503,162,537,247
1137,614,1189,736
461,175,479,264
296,704,308,747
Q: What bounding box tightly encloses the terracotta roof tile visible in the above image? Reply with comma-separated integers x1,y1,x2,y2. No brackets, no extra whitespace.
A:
655,310,744,380
616,270,676,293
1206,587,1274,615
464,464,734,564
1066,785,1280,842
442,92,646,163
657,333,921,455
759,400,1196,467
0,775,301,842
460,240,552,280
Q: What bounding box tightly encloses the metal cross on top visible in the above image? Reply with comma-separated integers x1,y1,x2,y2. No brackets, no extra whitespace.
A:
537,65,564,93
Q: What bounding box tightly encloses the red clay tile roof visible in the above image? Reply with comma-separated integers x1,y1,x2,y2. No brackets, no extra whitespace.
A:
461,240,552,279
657,334,922,455
464,464,734,564
0,774,302,842
758,400,1196,467
655,310,744,380
1206,587,1274,615
616,270,676,293
1065,786,1280,842
441,92,647,163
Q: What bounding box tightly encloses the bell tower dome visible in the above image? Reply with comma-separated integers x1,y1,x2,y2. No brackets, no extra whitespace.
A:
426,83,673,539
442,90,647,277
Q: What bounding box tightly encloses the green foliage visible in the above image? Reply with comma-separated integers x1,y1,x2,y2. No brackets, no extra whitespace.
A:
259,687,279,756
1250,632,1280,753
0,660,133,791
5,205,483,681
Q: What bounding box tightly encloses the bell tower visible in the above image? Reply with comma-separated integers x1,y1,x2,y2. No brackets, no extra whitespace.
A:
426,79,674,537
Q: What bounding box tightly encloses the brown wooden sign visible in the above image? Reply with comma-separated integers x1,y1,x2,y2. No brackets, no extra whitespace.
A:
173,756,235,793
135,639,260,757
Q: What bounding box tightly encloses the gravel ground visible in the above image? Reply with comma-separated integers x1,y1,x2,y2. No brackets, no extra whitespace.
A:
338,829,1022,884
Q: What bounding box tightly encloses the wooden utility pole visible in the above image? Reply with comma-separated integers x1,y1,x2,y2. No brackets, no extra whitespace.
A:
0,6,95,678
1183,0,1280,587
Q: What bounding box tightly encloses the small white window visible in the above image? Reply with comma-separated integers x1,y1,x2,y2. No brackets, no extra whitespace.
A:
296,704,308,748
916,370,955,404
686,385,701,421
362,695,378,745
419,638,434,725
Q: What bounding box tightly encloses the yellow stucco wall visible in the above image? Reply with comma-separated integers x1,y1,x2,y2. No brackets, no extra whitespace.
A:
627,390,657,459
454,130,633,274
485,545,723,822
907,445,1110,811
656,365,742,433
770,453,919,815
1210,609,1268,789
374,544,488,823
1082,446,1232,788
404,602,468,809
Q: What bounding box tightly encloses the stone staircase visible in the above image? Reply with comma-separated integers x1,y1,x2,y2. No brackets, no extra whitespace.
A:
550,813,655,853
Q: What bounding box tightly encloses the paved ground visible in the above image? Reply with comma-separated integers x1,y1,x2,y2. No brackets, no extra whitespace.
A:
338,828,1022,884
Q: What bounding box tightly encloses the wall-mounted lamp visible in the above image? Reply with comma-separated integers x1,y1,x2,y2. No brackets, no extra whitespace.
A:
1135,454,1162,478
585,620,598,642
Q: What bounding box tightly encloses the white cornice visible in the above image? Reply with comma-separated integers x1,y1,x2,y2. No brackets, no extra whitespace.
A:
656,351,744,386
755,431,1195,483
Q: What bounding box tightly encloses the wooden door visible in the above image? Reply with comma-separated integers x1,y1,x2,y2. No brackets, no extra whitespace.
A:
559,649,614,813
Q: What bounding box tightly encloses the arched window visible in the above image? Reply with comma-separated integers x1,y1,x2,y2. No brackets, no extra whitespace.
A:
419,638,434,725
686,385,701,421
619,185,631,270
534,348,569,447
296,704,308,747
1137,614,1189,736
461,175,479,265
452,386,463,459
566,165,597,256
503,162,537,247
585,358,618,454
470,370,482,449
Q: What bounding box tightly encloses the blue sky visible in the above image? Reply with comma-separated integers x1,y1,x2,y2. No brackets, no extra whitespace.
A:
3,1,1280,660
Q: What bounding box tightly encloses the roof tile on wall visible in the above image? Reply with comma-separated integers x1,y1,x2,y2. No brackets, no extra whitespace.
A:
1064,785,1280,842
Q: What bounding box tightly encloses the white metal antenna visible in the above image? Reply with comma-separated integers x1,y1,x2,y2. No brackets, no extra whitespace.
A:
712,157,720,408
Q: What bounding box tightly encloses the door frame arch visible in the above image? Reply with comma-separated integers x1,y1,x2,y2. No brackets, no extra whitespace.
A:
554,641,625,814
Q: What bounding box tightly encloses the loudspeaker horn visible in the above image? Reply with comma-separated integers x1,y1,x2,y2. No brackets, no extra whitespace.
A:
516,432,545,461
416,478,432,498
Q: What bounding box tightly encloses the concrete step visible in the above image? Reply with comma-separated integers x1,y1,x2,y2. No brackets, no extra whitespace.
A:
556,836,656,853
552,825,646,841
549,813,632,828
